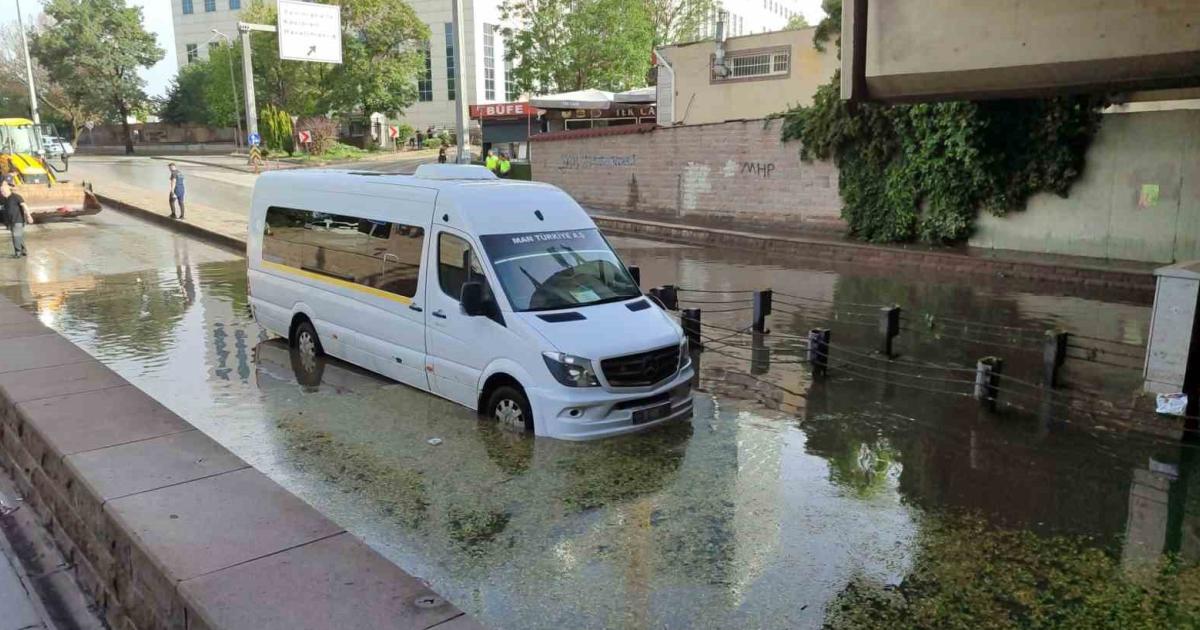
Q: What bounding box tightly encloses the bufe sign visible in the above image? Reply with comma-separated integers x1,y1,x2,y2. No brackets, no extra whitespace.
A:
277,0,342,64
469,102,532,118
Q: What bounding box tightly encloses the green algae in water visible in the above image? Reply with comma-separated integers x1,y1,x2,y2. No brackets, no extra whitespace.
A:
825,512,1200,630
559,419,692,511
276,414,430,527
448,508,512,549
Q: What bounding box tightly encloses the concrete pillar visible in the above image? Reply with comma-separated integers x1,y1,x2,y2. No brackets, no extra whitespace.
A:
1144,262,1200,413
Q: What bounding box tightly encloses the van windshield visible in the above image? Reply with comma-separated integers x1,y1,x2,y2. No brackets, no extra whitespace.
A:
480,229,640,312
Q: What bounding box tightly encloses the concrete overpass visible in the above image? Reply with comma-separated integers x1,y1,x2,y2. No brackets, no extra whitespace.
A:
841,0,1200,102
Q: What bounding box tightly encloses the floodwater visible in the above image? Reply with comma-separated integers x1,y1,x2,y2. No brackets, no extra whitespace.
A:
1,212,1196,628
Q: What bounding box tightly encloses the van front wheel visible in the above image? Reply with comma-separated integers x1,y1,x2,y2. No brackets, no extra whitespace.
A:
487,385,533,433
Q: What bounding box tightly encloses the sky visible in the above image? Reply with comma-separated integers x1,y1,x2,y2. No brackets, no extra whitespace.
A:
0,0,824,99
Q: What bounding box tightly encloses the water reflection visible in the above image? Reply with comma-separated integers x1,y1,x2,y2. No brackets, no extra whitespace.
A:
2,233,1195,628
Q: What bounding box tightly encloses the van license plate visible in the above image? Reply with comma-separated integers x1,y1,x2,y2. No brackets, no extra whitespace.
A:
633,403,671,425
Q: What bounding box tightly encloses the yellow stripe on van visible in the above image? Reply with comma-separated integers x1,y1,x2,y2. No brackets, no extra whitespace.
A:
261,260,414,305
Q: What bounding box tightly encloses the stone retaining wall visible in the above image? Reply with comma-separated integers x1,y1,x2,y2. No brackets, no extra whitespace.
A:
530,119,844,232
0,298,478,630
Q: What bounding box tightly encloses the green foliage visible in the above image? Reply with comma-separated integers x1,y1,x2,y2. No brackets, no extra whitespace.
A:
296,116,338,155
780,74,1104,243
237,0,428,118
259,104,294,154
826,513,1200,629
646,0,718,46
786,13,810,29
501,0,654,94
812,0,841,52
31,0,164,153
159,64,209,125
160,45,244,128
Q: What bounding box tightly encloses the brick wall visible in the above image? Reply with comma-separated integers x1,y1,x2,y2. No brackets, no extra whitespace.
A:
530,119,844,232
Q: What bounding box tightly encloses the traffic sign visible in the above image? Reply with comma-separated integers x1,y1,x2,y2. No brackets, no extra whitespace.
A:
277,0,342,64
388,126,399,139
297,130,312,144
248,132,261,146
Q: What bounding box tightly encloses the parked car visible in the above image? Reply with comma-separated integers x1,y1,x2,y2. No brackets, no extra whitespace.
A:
247,164,695,440
43,135,74,157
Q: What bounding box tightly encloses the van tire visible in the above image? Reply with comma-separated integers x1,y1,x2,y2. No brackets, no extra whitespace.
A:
292,319,324,360
486,385,533,433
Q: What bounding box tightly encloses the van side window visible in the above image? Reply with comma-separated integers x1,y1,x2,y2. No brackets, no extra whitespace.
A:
438,232,483,300
263,206,425,299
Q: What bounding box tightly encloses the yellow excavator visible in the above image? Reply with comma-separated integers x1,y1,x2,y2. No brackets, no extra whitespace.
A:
0,118,100,219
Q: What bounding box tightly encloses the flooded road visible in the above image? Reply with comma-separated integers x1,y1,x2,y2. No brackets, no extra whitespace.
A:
1,211,1197,628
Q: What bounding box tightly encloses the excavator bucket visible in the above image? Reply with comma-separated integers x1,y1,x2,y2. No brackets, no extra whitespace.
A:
16,181,102,221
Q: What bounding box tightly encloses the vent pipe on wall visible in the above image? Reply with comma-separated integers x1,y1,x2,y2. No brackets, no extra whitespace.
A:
713,10,730,78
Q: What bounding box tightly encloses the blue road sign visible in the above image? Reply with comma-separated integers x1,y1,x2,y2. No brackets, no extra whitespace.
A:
248,132,261,146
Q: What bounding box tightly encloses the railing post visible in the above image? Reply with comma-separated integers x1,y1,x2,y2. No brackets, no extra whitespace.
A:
879,305,900,358
974,356,1004,410
627,265,641,289
682,308,701,348
752,289,773,334
649,285,679,311
751,331,770,375
807,328,831,378
1043,330,1068,388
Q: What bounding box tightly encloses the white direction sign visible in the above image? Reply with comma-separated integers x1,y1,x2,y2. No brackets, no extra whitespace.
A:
277,0,342,64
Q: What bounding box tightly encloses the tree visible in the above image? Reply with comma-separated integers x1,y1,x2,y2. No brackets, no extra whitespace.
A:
786,14,810,29
0,21,101,144
158,63,210,125
502,0,655,95
812,0,841,52
31,0,163,154
645,0,716,46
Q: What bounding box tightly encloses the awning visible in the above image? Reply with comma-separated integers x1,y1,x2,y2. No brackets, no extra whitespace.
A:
530,89,615,109
614,87,656,103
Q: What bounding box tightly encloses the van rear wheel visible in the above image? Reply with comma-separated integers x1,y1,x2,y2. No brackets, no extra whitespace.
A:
292,319,324,363
486,385,533,433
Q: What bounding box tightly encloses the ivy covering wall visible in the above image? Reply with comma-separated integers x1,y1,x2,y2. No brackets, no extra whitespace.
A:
780,4,1107,243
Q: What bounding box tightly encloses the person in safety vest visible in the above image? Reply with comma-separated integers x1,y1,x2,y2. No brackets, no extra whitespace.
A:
498,152,512,178
484,149,499,174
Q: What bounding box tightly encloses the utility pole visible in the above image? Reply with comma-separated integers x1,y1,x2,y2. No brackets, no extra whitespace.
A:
15,0,39,125
211,30,243,151
451,0,469,163
238,22,277,142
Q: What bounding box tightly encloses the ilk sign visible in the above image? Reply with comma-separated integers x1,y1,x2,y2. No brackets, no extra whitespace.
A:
277,0,342,64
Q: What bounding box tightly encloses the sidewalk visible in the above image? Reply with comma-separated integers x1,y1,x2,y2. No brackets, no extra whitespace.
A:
154,147,444,174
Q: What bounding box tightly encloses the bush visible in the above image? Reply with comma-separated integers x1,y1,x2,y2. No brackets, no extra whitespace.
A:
259,105,295,155
295,116,338,156
422,137,443,149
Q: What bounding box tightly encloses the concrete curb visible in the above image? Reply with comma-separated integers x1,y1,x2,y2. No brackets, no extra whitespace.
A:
0,302,481,630
96,193,247,255
592,215,1156,293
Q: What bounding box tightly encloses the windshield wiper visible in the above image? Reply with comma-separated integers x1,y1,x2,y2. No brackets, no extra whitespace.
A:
580,294,640,308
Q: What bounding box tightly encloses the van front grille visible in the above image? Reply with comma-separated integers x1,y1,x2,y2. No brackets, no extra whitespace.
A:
601,345,679,388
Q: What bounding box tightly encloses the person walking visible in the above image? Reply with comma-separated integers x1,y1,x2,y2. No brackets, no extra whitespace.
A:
1,180,32,258
168,163,186,220
498,152,512,178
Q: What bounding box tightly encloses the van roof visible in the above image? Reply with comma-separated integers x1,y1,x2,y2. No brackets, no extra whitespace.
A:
254,167,594,236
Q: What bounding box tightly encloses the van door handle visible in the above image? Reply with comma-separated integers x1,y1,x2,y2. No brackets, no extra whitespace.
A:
409,304,423,312
431,309,447,319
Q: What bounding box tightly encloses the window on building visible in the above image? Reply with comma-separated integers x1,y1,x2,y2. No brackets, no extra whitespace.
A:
182,0,193,14
204,0,216,12
186,43,199,63
444,23,456,101
504,55,516,101
263,207,426,299
715,48,791,80
483,24,496,101
418,42,433,102
229,0,240,8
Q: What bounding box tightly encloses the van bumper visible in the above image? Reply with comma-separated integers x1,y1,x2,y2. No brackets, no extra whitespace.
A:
527,367,695,440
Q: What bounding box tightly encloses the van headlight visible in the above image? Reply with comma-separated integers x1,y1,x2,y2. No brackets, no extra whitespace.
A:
679,337,691,370
542,352,600,387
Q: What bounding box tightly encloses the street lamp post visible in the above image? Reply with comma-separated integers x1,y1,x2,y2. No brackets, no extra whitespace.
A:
14,0,39,125
208,30,243,151
450,0,469,163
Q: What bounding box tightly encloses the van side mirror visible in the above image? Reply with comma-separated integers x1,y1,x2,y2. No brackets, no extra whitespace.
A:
461,281,487,316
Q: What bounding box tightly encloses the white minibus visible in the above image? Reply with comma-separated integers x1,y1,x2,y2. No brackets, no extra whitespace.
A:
247,165,694,440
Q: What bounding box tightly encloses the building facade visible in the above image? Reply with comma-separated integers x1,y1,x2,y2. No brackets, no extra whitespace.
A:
171,0,510,130
656,26,838,126
702,0,806,38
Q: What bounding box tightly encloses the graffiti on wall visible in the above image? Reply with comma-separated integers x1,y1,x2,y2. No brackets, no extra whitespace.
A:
680,162,712,211
558,154,638,170
721,159,776,178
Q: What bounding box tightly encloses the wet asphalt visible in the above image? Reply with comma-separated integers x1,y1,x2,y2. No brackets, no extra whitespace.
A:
0,208,1190,629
